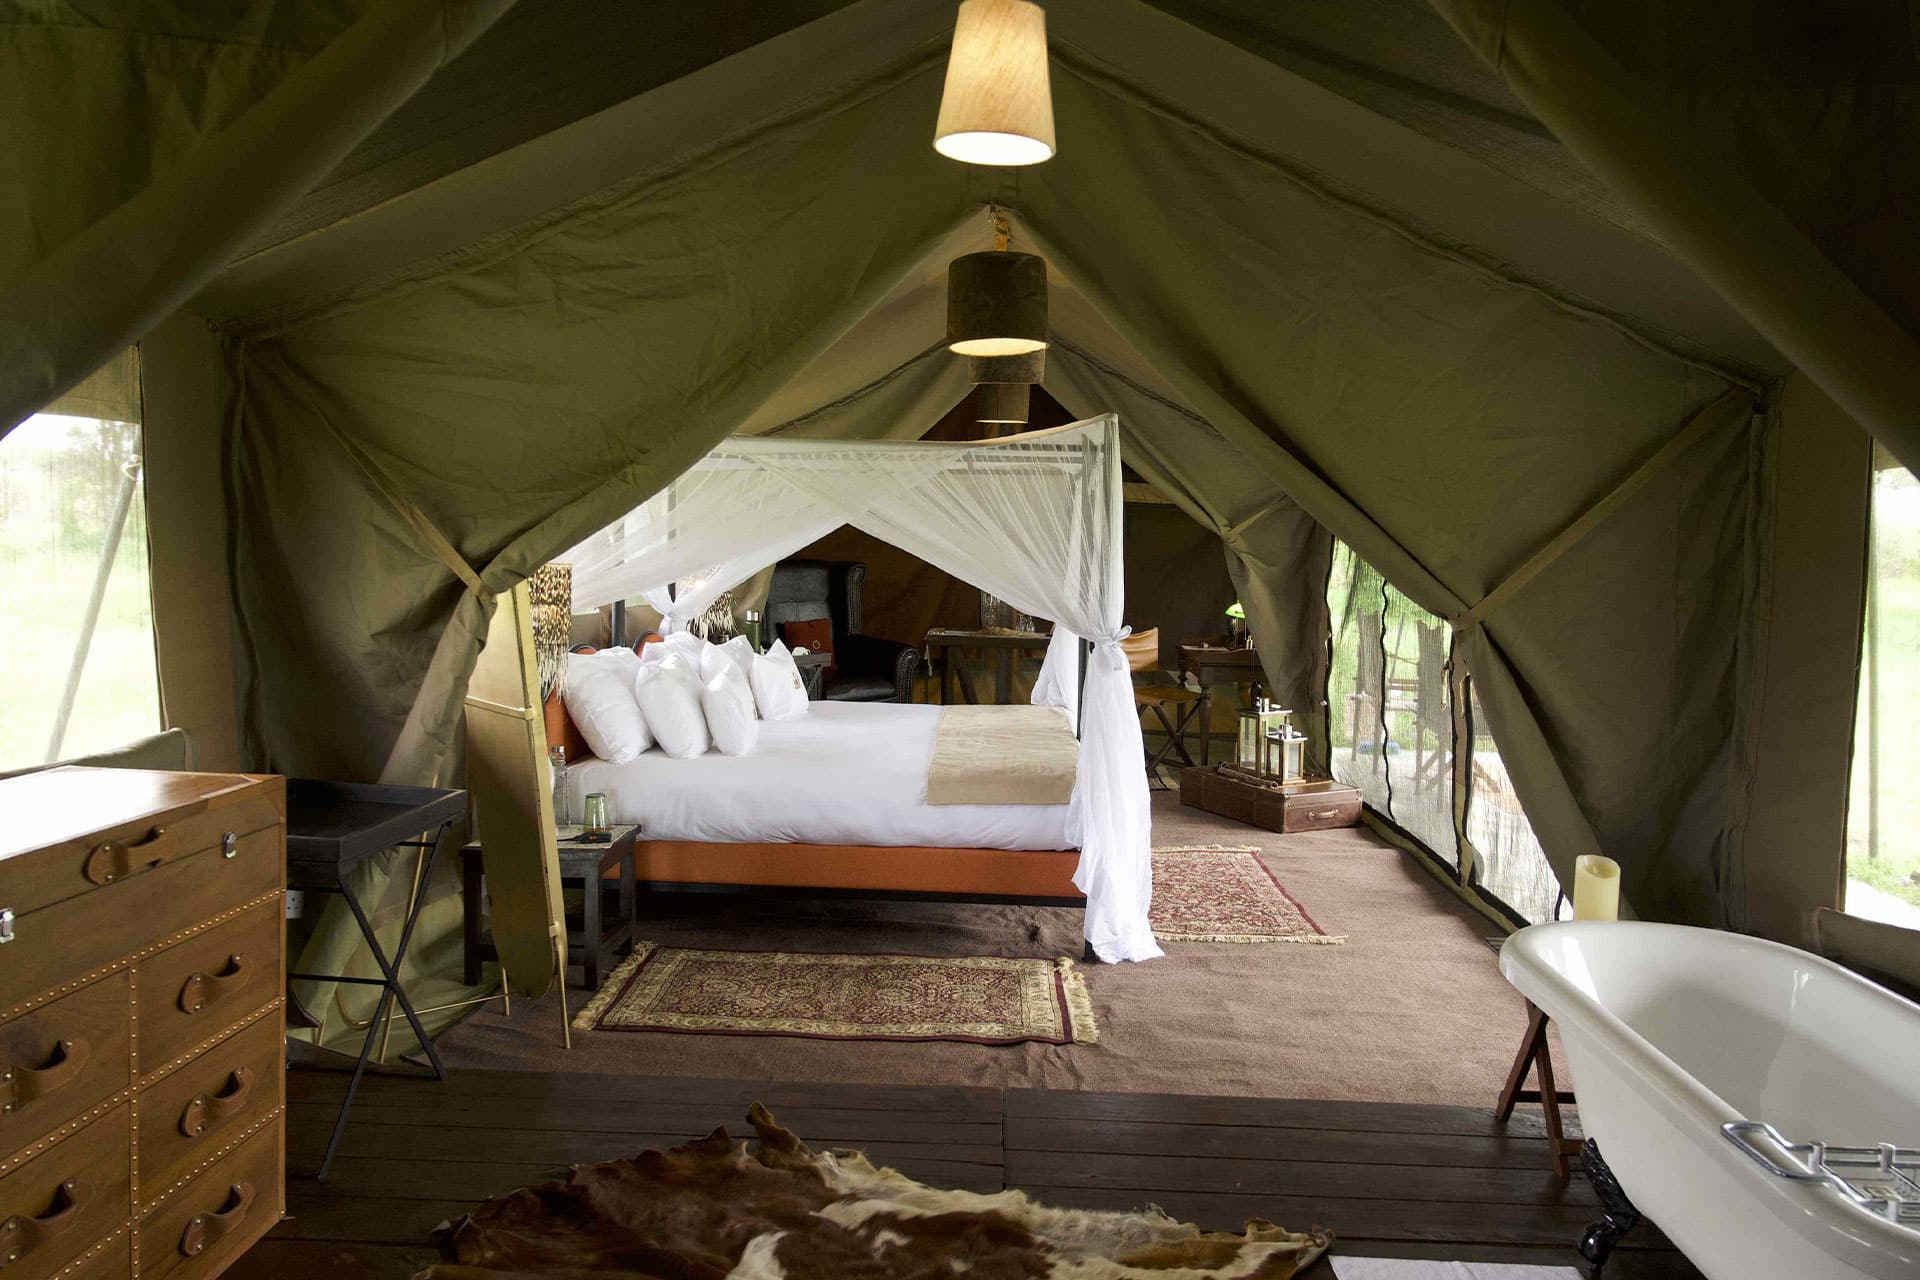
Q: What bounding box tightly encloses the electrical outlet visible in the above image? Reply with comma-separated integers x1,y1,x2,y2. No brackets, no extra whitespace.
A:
285,889,305,919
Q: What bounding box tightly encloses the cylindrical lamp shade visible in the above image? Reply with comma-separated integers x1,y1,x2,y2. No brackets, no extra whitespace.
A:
933,0,1055,166
948,251,1048,356
975,382,1030,425
965,350,1045,384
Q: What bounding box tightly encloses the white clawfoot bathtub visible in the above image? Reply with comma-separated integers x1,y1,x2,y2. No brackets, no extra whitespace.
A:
1500,921,1920,1280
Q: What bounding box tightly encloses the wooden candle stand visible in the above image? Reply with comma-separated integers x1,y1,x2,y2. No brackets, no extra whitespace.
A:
1496,1000,1584,1177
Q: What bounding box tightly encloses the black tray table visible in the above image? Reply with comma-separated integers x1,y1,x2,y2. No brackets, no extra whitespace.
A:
285,778,466,1179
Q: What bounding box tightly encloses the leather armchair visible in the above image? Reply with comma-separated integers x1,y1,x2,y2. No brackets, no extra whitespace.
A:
766,559,919,702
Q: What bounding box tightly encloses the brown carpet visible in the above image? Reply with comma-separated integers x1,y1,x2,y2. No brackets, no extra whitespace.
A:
574,944,1098,1045
440,793,1557,1105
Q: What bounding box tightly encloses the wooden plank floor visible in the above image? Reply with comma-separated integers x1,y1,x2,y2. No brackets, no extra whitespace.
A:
236,1067,1703,1278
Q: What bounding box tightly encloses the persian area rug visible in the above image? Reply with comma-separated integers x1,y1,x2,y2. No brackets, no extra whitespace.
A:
573,942,1098,1044
1151,845,1346,944
426,1105,1331,1279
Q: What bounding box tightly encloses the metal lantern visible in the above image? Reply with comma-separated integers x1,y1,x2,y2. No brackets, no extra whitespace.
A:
1236,699,1305,781
1269,719,1308,783
1236,705,1264,773
947,251,1048,356
1235,699,1283,776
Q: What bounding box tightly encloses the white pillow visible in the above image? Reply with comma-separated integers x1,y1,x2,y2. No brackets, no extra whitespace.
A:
701,664,760,756
750,640,810,721
633,653,710,758
562,650,651,763
701,634,756,691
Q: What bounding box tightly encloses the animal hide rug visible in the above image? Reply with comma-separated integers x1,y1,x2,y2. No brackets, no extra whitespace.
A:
424,1103,1331,1278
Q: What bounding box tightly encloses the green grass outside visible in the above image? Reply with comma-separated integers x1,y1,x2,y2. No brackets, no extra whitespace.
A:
1847,467,1920,910
0,416,161,772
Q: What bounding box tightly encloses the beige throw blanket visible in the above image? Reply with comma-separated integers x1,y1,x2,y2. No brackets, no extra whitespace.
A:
925,704,1078,806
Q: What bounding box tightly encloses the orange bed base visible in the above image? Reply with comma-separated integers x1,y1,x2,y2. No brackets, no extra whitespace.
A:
621,839,1085,903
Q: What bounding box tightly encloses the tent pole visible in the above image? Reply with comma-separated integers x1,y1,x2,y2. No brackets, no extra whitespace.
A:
1076,638,1090,738
610,600,626,648
45,460,141,762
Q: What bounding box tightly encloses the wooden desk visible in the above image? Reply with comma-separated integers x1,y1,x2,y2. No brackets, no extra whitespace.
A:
924,628,1051,704
1178,645,1265,766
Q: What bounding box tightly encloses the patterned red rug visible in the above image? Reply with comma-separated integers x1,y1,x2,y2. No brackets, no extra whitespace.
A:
574,943,1098,1044
1151,845,1345,944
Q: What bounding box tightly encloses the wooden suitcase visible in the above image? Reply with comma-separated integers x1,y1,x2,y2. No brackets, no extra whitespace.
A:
0,768,285,1280
1179,766,1362,834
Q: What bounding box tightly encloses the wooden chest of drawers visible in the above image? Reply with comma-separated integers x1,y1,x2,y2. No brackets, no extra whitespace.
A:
0,768,285,1280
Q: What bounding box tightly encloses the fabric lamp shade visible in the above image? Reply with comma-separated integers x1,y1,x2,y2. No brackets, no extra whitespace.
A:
965,350,1045,384
933,0,1055,166
975,381,1030,425
947,251,1048,356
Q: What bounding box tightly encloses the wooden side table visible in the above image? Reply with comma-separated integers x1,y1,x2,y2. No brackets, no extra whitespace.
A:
284,777,467,1178
462,823,640,991
793,649,832,700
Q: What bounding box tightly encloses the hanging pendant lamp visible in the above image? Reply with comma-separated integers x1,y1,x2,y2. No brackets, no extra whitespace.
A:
947,250,1048,356
965,350,1045,384
933,0,1055,166
974,382,1031,426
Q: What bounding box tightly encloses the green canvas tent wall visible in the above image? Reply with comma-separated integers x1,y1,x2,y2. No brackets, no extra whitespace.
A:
3,0,1906,1059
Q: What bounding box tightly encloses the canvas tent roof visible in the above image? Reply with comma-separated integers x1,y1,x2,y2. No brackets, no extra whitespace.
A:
1,0,1909,1042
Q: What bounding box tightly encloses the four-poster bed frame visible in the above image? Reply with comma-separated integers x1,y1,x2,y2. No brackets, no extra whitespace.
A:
550,416,1159,962
542,661,1091,909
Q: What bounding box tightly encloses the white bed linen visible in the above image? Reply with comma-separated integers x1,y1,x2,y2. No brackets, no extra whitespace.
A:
566,701,1071,850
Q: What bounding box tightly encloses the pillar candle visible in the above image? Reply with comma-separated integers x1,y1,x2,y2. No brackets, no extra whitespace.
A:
1572,854,1621,921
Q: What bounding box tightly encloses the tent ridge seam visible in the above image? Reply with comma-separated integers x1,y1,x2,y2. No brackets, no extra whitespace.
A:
1050,41,1762,396
223,42,949,342
2,18,343,59
1049,339,1218,434
759,342,952,437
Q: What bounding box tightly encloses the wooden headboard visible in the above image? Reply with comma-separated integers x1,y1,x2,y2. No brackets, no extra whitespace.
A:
543,687,590,764
544,634,664,763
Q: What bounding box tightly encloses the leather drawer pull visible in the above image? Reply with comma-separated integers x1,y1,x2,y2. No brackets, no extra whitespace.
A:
83,825,186,886
178,954,249,1013
178,1181,253,1259
0,1179,86,1268
179,1068,255,1138
1,1040,88,1115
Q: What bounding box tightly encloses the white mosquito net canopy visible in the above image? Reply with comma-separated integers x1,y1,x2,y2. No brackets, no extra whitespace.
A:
563,415,1159,963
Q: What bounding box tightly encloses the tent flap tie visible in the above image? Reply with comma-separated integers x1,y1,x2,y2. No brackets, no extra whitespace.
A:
1451,390,1752,632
